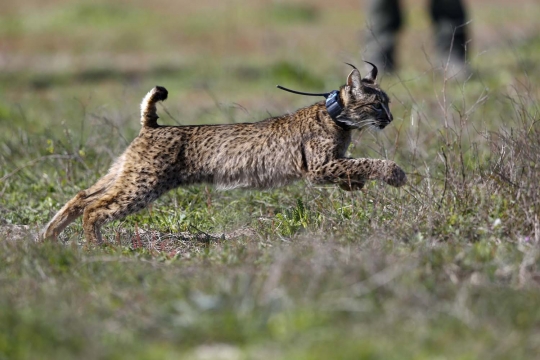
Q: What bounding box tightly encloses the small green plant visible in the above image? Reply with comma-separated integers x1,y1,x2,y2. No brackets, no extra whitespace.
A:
274,198,320,237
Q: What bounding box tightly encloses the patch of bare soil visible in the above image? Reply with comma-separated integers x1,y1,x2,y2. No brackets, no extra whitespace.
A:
0,224,256,249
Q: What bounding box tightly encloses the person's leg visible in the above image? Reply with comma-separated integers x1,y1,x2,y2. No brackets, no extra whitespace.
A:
364,0,403,73
430,0,470,73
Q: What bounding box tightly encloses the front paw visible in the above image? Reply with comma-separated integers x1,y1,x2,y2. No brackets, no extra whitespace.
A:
384,161,407,187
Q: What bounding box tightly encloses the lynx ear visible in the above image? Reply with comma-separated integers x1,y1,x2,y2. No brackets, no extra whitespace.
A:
347,69,362,89
362,61,378,84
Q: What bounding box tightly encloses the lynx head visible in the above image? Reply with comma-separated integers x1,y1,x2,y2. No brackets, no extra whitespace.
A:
336,63,392,130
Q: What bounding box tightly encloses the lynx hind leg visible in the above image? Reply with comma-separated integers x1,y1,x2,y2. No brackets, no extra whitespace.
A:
81,174,167,244
82,190,140,244
41,191,89,240
40,170,118,241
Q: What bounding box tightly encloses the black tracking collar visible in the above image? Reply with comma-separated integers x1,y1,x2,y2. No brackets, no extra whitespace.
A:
324,90,342,120
276,85,349,130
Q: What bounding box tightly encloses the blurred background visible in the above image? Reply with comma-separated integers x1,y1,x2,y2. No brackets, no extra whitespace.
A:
0,0,538,126
1,0,538,115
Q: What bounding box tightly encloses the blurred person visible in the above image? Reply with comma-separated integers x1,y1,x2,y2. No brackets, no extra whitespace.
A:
364,0,470,76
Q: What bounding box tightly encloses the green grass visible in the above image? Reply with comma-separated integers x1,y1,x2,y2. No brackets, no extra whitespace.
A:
2,0,540,358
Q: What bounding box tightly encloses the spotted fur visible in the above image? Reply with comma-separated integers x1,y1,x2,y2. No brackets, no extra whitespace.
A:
41,67,406,244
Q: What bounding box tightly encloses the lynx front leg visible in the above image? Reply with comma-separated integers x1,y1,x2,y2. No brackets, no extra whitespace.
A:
311,158,406,188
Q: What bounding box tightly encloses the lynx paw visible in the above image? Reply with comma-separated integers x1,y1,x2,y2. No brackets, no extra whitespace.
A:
384,161,407,187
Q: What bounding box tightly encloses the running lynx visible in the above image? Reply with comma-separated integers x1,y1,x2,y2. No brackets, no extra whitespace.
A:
42,63,406,244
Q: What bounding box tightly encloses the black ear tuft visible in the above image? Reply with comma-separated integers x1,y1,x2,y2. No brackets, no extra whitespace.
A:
362,61,378,83
345,62,358,71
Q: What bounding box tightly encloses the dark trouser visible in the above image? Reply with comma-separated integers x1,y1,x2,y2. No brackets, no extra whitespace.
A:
364,0,469,72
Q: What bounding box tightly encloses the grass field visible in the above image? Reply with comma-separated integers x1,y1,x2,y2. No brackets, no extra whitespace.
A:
1,0,540,358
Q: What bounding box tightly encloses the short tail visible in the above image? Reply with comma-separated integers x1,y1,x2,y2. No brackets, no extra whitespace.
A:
140,86,168,128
